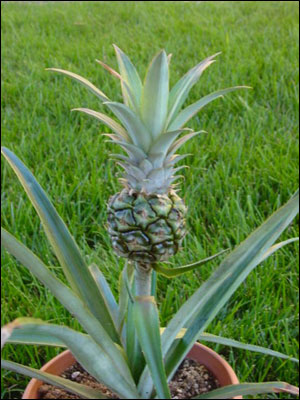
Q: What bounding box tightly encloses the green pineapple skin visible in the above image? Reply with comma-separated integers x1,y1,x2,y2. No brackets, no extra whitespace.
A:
107,189,187,263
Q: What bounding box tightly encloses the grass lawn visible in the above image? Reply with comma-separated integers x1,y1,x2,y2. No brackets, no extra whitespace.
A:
1,1,299,398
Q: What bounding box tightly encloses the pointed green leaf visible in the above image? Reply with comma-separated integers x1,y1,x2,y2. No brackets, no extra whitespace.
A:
151,270,157,297
197,333,299,363
127,305,145,383
141,50,169,139
113,44,143,108
117,263,134,336
153,250,227,277
89,264,119,331
46,68,109,102
1,228,134,387
259,237,299,263
121,79,140,112
2,319,138,399
1,359,109,399
104,133,128,145
95,59,122,79
4,320,66,347
104,102,151,151
149,128,192,158
158,328,299,363
168,86,251,131
1,147,119,343
165,153,191,167
167,53,220,127
72,108,130,141
111,141,147,163
167,131,205,158
126,281,145,383
193,382,299,399
111,154,132,164
134,296,171,399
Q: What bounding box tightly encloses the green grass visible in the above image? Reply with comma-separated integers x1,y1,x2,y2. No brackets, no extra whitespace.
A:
1,1,299,398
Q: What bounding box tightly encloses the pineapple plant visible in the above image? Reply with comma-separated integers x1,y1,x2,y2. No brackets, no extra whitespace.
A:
47,45,249,273
1,45,299,399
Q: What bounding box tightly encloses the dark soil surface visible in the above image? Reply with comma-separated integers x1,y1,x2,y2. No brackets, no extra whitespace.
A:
38,358,220,399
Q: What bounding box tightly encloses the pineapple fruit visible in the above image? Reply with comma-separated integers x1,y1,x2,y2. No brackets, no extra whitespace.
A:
107,189,186,263
48,45,248,266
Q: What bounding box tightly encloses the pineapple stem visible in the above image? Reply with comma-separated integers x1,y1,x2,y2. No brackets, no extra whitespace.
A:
135,263,152,296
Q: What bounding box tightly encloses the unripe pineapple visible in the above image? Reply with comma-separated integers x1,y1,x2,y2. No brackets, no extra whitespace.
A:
48,45,248,265
108,189,186,263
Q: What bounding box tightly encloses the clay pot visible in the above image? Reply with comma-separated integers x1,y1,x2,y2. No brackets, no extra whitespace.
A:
22,343,241,399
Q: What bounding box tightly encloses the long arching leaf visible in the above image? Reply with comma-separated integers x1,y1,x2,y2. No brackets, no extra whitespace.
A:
193,382,299,399
167,131,204,158
46,68,109,102
1,228,134,388
197,333,299,363
259,237,299,263
168,86,251,131
6,326,299,364
2,319,138,399
160,329,299,363
72,108,130,141
1,147,119,343
1,359,109,399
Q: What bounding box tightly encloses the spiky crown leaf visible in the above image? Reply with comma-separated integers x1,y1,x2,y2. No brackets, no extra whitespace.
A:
47,45,250,194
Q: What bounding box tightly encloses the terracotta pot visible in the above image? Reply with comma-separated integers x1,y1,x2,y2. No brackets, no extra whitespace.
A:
22,343,242,399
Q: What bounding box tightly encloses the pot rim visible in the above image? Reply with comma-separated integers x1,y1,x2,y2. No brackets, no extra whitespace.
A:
22,342,241,399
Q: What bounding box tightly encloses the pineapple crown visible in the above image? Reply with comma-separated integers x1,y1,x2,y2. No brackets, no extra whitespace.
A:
47,45,249,194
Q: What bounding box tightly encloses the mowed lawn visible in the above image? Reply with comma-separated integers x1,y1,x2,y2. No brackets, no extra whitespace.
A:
1,1,299,398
